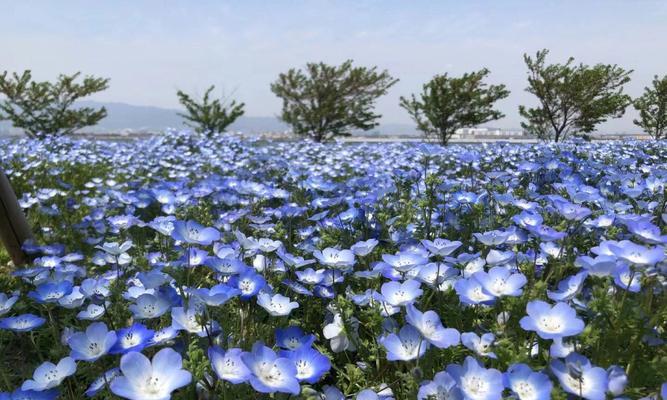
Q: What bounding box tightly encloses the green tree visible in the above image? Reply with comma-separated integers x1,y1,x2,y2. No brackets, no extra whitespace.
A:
271,60,398,142
400,69,509,146
519,49,633,142
0,70,109,139
633,75,667,140
176,85,245,136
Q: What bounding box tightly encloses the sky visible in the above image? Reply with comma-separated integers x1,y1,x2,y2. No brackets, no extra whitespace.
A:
2,0,667,133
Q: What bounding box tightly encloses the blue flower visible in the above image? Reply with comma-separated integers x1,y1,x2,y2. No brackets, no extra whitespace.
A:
381,325,427,361
550,353,608,400
208,346,251,384
275,326,316,350
461,332,497,359
84,368,121,397
613,264,641,292
454,278,496,305
504,363,552,400
229,269,266,299
473,266,526,297
128,293,171,319
257,292,299,317
279,346,331,384
0,293,19,316
405,304,459,349
171,220,220,245
110,323,154,354
417,371,462,400
519,300,585,340
110,348,192,399
380,280,423,307
68,322,117,361
547,271,588,301
446,356,504,400
313,248,356,269
2,389,58,399
0,314,46,332
28,281,73,303
22,357,76,391
241,342,301,395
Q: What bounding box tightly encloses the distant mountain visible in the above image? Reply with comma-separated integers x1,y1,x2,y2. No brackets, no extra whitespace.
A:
0,101,420,136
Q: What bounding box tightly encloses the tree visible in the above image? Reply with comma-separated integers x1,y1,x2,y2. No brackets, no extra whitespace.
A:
400,69,509,146
519,49,633,142
0,70,109,139
271,60,398,142
633,75,667,140
176,85,245,137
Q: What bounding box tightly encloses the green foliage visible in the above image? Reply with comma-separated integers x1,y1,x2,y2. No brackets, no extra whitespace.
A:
519,49,633,142
0,70,109,139
634,74,667,140
176,85,245,137
400,69,509,146
271,60,398,142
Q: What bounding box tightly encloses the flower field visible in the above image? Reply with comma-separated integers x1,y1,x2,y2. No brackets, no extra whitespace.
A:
0,132,666,399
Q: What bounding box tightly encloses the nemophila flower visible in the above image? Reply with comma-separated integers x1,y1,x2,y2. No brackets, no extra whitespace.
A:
446,356,504,400
57,286,85,309
351,238,379,256
68,322,117,362
504,363,553,400
279,346,331,384
461,332,497,359
513,211,543,229
148,215,176,236
257,292,299,316
313,248,356,269
229,269,267,299
547,271,588,301
485,249,515,266
85,368,121,397
575,255,618,277
323,313,358,353
110,323,154,354
296,268,325,285
608,240,665,266
28,280,73,303
519,300,585,340
625,220,667,244
454,278,496,305
380,325,428,361
416,262,458,287
22,357,76,391
148,326,179,346
421,238,462,257
0,293,19,316
382,251,428,273
277,250,316,268
527,224,567,242
2,388,59,399
550,337,575,358
110,348,192,400
606,365,628,396
171,306,217,337
417,371,462,400
208,346,251,384
241,342,301,395
0,313,46,332
380,280,423,306
550,353,608,400
405,304,460,348
613,264,642,292
80,278,111,300
256,238,282,253
473,266,526,297
96,240,133,256
473,230,511,246
275,326,316,350
77,303,108,320
171,220,220,245
129,293,171,319
191,283,240,307
553,200,591,221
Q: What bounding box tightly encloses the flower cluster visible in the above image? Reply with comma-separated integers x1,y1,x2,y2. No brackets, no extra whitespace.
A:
0,133,665,399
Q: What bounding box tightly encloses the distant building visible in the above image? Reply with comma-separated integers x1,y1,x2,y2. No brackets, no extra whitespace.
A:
454,127,526,138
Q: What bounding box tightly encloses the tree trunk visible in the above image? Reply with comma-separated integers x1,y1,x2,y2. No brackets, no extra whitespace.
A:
0,167,33,267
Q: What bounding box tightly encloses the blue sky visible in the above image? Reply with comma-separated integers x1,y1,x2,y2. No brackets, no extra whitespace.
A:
2,0,667,132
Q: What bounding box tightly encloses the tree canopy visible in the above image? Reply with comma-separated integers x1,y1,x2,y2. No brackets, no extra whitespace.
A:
271,60,398,142
519,49,632,142
400,69,509,146
176,85,245,137
633,75,667,140
0,70,109,139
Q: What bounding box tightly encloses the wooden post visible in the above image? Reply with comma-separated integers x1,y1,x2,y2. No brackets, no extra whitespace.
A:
0,167,33,267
